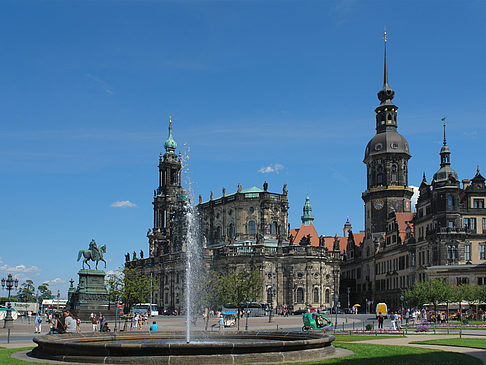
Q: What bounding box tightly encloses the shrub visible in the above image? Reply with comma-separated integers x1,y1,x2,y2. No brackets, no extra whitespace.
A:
365,323,374,331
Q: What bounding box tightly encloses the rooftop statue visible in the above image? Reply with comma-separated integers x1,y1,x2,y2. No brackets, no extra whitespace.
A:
77,239,107,270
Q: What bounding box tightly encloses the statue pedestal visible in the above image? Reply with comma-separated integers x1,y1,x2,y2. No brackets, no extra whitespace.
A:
68,270,116,321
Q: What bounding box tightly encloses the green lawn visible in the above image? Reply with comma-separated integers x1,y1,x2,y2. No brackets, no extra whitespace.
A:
410,338,486,349
332,334,402,342
0,347,36,365
286,343,482,365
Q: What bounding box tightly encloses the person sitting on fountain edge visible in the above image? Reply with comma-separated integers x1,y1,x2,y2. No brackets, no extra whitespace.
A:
150,321,158,331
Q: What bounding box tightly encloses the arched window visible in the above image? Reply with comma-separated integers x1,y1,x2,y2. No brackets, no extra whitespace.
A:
216,226,222,240
296,288,304,303
248,220,256,236
377,174,383,185
325,289,330,303
447,195,453,210
227,223,234,238
270,221,277,235
313,288,319,303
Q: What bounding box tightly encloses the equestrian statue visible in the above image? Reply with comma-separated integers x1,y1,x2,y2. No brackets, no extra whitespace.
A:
77,239,107,270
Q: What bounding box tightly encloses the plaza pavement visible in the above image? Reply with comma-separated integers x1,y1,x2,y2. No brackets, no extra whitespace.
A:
2,314,486,364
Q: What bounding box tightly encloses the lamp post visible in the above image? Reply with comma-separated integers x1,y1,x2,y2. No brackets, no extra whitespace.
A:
56,290,60,311
268,271,274,323
333,269,338,329
1,274,19,344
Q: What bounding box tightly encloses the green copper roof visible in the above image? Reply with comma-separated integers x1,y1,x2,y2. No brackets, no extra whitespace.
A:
240,186,264,193
164,118,177,154
301,195,314,226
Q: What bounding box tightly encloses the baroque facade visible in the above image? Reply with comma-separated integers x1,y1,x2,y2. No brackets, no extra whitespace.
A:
341,34,486,310
127,119,341,313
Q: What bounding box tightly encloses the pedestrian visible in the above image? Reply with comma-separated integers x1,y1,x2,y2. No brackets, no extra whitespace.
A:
150,321,158,331
389,312,396,330
34,312,43,333
91,314,98,332
99,314,105,331
132,313,138,329
50,312,66,334
76,316,81,333
378,312,384,329
63,310,77,333
219,314,224,331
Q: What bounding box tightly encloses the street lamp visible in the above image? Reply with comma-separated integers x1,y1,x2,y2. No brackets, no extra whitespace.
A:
333,269,338,329
57,290,60,311
268,271,274,323
1,274,19,344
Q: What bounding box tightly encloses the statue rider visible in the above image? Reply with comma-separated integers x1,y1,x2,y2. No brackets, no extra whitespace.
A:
89,239,101,259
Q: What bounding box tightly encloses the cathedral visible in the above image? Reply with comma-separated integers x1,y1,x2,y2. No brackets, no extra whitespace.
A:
126,119,341,313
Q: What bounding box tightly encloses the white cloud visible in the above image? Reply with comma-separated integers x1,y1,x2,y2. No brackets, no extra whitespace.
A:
48,277,66,284
258,163,284,174
0,260,42,282
110,200,136,208
410,185,420,210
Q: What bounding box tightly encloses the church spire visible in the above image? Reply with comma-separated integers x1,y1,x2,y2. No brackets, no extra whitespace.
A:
301,195,314,226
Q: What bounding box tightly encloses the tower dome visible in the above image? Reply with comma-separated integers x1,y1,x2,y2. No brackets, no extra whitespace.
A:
164,116,177,154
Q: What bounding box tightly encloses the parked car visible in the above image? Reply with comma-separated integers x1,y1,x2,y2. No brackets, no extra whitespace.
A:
330,308,344,314
344,308,353,314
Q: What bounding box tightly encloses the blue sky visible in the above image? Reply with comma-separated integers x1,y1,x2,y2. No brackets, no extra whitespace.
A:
1,0,485,299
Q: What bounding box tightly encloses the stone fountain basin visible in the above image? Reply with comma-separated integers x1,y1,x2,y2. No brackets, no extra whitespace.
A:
32,330,335,364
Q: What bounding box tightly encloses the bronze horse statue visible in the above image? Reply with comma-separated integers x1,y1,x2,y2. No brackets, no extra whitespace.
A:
77,239,107,270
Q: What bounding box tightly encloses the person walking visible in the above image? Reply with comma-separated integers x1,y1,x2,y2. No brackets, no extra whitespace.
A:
34,312,43,333
378,312,384,329
91,314,98,332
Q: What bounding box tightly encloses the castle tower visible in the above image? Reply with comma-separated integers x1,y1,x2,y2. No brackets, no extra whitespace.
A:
362,32,414,236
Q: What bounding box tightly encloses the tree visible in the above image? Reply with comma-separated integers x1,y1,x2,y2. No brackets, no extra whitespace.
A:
106,267,157,314
37,282,52,303
17,280,36,302
218,266,263,330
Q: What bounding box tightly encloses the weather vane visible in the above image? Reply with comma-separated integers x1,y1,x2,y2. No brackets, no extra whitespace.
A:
169,114,172,124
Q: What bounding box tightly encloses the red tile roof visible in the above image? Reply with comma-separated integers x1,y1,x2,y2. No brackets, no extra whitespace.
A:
351,232,365,246
289,222,320,246
394,212,415,242
321,236,347,253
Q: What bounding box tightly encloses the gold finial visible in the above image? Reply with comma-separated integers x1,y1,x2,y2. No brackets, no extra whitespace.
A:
383,29,387,44
169,115,172,125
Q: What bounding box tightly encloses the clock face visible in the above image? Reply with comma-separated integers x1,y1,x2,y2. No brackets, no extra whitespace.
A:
374,200,384,210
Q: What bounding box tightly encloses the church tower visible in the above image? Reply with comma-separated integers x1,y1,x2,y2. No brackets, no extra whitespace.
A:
362,32,414,236
301,195,315,226
149,117,188,256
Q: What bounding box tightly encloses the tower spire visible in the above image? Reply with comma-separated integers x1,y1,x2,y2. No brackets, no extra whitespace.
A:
383,29,388,88
442,117,447,145
301,195,314,226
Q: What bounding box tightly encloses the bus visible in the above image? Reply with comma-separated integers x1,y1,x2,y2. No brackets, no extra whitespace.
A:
132,303,159,316
222,302,269,317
